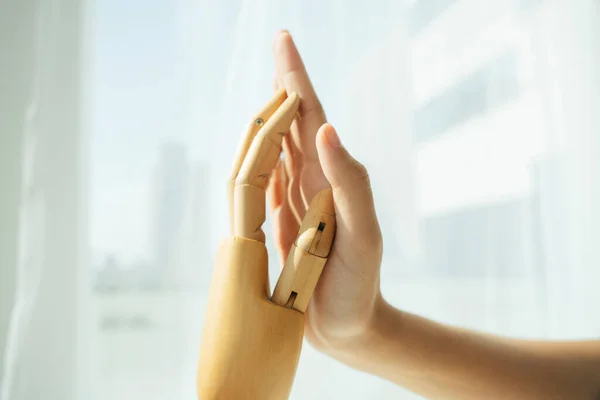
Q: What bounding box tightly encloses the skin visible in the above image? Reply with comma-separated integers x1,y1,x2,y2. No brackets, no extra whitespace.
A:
266,30,600,399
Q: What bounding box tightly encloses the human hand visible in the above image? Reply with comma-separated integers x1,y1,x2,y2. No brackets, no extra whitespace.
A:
267,31,384,357
265,32,600,400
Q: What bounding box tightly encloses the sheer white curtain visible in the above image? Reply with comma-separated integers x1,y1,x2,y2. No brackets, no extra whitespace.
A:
2,1,90,400
1,0,600,399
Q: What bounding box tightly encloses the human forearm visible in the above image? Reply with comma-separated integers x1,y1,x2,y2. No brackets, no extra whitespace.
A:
325,297,600,400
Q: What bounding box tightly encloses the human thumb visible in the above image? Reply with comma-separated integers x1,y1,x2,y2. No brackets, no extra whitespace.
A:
315,123,381,254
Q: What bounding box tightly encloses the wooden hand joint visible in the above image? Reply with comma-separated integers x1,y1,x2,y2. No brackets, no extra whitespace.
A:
228,88,336,313
271,189,335,312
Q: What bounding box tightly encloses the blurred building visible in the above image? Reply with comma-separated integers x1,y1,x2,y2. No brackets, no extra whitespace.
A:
406,0,554,278
90,161,211,398
150,141,190,285
93,255,160,292
168,162,212,290
337,1,580,279
94,154,212,291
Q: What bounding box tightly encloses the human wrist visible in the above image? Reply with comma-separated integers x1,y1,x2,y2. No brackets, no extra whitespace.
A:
317,294,403,372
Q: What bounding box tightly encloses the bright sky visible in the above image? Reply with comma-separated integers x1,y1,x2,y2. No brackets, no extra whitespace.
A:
89,1,546,266
90,0,235,263
89,1,403,264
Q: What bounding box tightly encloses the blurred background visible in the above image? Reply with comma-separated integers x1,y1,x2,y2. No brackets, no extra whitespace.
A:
2,0,600,399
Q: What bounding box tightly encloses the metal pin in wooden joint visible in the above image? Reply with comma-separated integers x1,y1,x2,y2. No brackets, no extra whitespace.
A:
271,188,336,312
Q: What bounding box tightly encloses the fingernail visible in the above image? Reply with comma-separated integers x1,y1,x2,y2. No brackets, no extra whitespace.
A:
275,29,291,43
324,124,341,148
274,30,291,53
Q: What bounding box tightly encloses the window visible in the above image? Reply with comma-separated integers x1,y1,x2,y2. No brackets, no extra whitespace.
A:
407,0,458,36
412,51,520,143
422,199,530,277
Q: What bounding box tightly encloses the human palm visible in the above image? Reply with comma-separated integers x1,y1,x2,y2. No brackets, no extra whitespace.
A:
267,31,384,352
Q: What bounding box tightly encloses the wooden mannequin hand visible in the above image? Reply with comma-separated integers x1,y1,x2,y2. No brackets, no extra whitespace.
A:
197,60,336,398
196,237,305,400
268,32,384,359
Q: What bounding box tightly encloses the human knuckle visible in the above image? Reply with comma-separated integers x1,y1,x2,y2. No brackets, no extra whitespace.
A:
353,162,371,184
300,101,325,120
